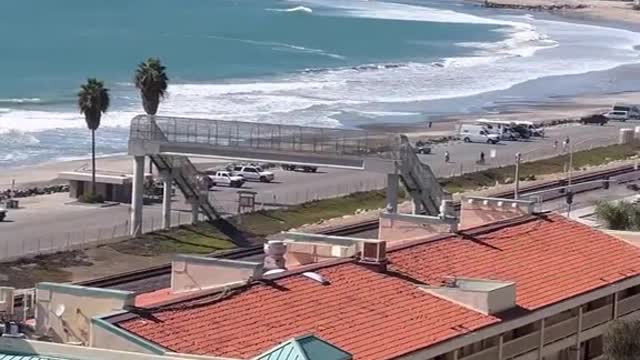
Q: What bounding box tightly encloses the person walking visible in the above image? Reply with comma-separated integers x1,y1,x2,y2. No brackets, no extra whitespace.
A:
444,151,450,163
479,151,485,164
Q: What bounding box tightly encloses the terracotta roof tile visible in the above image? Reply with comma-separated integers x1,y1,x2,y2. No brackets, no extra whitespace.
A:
115,214,640,360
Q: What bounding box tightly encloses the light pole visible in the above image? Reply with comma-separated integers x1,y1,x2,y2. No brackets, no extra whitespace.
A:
566,138,589,217
514,152,521,200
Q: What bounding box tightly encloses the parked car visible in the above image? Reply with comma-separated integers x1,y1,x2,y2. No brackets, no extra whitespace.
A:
207,171,245,188
580,114,608,126
605,110,629,122
415,140,432,154
511,125,531,140
459,123,500,144
232,165,275,182
613,103,640,119
282,164,318,172
511,121,544,137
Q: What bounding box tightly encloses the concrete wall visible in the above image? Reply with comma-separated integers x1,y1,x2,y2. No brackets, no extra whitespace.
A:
90,317,164,354
0,337,233,360
35,282,135,345
172,255,262,293
68,180,132,203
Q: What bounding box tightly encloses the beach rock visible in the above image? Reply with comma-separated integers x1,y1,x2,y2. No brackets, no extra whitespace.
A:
483,2,588,11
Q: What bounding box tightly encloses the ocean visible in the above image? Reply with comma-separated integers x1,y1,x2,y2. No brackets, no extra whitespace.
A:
1,0,640,168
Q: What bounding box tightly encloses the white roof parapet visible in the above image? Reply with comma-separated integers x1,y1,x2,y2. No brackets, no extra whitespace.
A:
284,232,381,247
380,212,458,226
462,196,535,211
419,277,516,315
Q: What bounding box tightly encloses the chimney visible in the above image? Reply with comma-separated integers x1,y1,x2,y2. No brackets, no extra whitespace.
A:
264,240,287,271
460,196,534,230
420,277,516,315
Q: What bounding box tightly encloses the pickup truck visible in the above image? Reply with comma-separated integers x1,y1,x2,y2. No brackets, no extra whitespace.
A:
232,166,275,183
282,164,318,172
207,171,245,188
580,114,608,126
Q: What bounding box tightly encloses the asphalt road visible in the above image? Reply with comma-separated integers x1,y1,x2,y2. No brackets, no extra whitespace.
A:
0,121,632,260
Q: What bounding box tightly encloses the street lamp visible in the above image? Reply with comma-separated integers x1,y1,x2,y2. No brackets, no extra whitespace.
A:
566,138,590,217
514,152,522,200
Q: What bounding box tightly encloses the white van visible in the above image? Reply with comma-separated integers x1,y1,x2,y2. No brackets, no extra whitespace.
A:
459,123,500,144
605,110,629,122
613,103,640,119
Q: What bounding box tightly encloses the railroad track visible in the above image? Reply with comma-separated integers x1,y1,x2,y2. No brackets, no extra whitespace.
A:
74,164,638,292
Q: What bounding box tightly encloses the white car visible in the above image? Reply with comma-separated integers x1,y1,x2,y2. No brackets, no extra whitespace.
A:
232,166,275,183
207,171,245,188
605,110,629,122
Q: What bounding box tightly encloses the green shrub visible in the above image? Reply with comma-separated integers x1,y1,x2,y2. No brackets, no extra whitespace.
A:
595,201,640,231
79,193,104,204
605,320,640,360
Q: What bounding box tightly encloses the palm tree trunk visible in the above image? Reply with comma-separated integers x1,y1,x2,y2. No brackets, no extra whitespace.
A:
91,129,96,195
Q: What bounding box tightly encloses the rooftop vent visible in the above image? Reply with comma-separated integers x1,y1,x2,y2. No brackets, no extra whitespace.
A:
420,277,516,315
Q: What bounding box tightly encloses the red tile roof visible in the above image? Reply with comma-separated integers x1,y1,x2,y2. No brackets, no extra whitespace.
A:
114,214,640,360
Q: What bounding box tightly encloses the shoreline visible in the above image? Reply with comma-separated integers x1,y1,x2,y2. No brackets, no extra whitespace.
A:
469,0,640,26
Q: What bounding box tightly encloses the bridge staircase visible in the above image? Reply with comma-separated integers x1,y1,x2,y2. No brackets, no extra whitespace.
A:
397,135,449,216
148,121,221,222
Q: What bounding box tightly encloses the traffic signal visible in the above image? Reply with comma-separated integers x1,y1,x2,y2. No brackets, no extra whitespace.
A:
566,190,574,205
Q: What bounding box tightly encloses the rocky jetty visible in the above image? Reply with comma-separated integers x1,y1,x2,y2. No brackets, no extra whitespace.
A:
1,184,69,199
483,2,588,11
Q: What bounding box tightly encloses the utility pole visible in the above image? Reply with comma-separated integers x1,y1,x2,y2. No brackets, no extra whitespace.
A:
514,152,521,200
568,141,574,188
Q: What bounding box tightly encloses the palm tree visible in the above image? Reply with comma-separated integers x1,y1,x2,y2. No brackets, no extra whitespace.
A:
78,78,110,199
134,57,168,116
134,58,169,174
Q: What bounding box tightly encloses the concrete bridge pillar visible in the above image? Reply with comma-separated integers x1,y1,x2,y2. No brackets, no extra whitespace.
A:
161,171,172,230
130,156,145,236
386,173,399,213
191,201,199,224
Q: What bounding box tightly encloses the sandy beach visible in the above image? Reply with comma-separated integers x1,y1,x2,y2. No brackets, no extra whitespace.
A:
477,0,640,24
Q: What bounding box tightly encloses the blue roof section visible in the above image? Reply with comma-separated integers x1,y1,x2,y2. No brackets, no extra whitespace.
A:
255,334,351,360
0,353,71,360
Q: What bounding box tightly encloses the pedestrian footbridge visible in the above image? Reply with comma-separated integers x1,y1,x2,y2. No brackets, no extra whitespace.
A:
127,115,449,234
